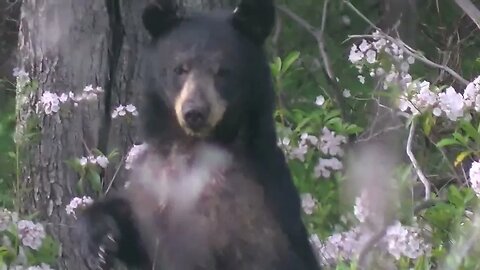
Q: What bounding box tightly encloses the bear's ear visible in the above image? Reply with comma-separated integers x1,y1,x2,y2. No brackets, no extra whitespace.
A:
231,0,275,45
142,0,182,38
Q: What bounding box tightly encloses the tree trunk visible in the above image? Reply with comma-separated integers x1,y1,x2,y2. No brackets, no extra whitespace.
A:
15,0,231,269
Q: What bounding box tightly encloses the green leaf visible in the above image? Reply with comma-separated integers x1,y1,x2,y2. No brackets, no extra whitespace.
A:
460,120,480,144
325,117,343,129
436,138,461,148
270,57,282,78
345,124,363,134
26,236,59,265
452,132,468,146
324,110,342,121
86,169,102,193
281,51,300,74
454,151,471,167
91,148,104,157
64,159,84,174
107,149,120,161
422,113,435,136
447,186,465,208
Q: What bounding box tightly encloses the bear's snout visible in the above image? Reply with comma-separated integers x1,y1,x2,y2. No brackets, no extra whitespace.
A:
174,72,226,137
182,102,210,132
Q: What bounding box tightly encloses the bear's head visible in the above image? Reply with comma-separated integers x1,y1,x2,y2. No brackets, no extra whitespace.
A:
140,0,276,144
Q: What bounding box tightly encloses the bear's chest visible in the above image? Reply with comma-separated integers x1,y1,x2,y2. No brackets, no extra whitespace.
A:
124,145,288,269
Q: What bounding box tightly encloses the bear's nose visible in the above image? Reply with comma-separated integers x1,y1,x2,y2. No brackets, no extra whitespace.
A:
183,106,209,131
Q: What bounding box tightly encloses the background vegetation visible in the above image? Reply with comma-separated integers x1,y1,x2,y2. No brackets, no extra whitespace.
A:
2,0,480,269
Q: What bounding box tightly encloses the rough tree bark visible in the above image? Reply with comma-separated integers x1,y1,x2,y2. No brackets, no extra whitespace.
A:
15,0,230,269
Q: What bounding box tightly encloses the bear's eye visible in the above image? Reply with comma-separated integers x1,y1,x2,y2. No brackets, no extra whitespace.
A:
174,64,189,75
216,67,231,78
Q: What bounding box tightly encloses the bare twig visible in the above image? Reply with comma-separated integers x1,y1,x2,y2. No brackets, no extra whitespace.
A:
343,0,380,31
406,118,431,201
276,4,348,118
355,124,404,143
453,0,480,30
105,157,125,195
276,4,335,81
357,226,389,269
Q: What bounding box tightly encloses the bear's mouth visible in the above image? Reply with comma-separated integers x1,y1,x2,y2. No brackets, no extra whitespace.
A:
173,72,227,138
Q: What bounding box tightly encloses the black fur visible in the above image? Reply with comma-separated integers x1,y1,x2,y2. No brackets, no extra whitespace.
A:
76,0,320,269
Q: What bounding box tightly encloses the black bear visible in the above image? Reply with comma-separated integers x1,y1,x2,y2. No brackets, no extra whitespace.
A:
77,0,321,269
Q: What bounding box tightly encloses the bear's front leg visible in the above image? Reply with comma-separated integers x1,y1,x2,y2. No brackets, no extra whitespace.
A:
75,194,151,269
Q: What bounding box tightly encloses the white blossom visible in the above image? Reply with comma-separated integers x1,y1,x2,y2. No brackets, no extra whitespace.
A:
315,95,325,106
384,221,431,259
310,228,365,266
96,155,109,169
357,75,365,84
365,50,377,64
348,45,363,64
437,86,465,121
66,196,94,218
39,91,61,115
301,193,318,215
318,128,347,156
26,263,54,270
0,209,15,231
290,144,308,162
469,161,480,196
314,157,343,178
343,89,351,98
17,220,46,250
112,104,138,118
125,143,149,170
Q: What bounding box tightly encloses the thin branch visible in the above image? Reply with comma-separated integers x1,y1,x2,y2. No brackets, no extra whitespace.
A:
343,0,380,31
355,124,404,143
453,0,480,30
357,226,389,269
276,4,348,118
276,4,335,82
406,118,431,201
344,0,470,86
348,33,470,85
105,156,125,195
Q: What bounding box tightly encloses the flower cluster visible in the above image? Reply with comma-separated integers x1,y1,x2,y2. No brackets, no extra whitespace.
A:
78,154,109,169
66,196,94,218
125,143,149,170
399,76,480,121
348,31,415,90
384,221,431,260
301,193,318,215
111,104,139,119
8,263,54,270
314,128,347,178
310,228,364,266
311,222,430,266
353,190,376,223
37,84,104,115
278,127,347,179
310,189,431,267
0,209,17,231
17,220,46,250
348,32,480,122
469,160,480,196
